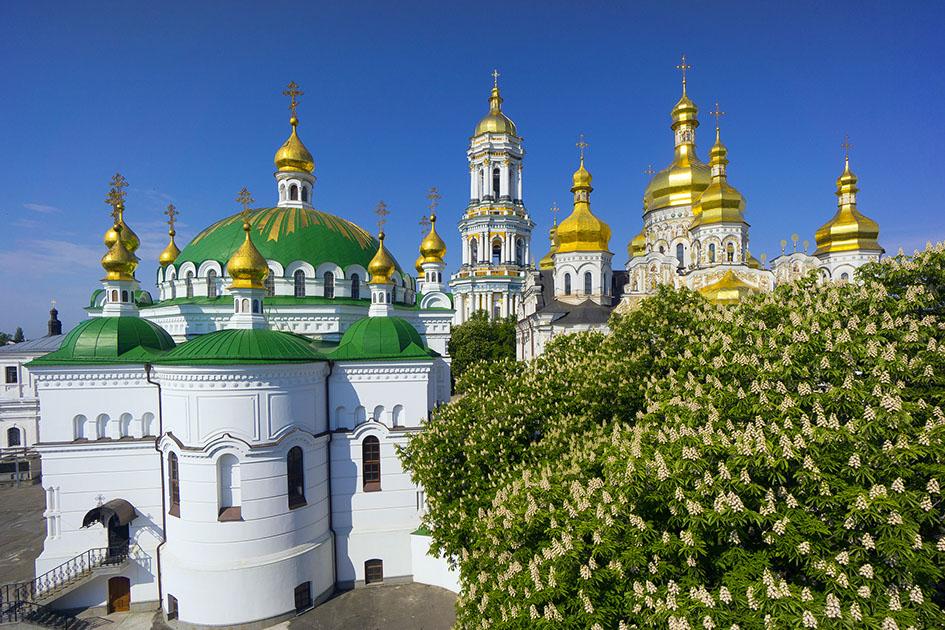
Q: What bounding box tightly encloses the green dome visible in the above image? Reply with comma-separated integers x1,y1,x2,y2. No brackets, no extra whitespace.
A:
156,328,324,365
31,317,176,365
175,207,403,275
329,316,438,361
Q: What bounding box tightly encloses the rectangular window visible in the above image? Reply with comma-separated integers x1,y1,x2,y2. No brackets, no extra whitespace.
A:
4,366,17,384
365,559,383,584
294,582,312,612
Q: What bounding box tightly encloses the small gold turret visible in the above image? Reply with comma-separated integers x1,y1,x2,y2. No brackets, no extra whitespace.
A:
474,69,517,136
274,82,315,174
556,137,611,254
159,203,181,266
814,144,882,255
101,222,138,281
368,232,397,284
103,173,140,254
226,189,269,289
691,106,747,228
419,187,447,264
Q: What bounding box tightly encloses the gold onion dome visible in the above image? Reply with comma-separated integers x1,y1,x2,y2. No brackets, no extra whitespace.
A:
474,80,517,136
643,90,711,212
628,229,647,258
368,232,396,284
813,156,883,255
690,129,747,228
226,216,270,289
698,270,757,305
104,204,141,254
556,158,611,254
419,214,447,263
538,223,559,270
159,235,181,266
274,116,315,173
101,224,138,281
414,253,425,275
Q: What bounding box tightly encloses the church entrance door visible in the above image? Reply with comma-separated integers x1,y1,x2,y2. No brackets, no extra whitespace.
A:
107,577,130,613
106,515,129,562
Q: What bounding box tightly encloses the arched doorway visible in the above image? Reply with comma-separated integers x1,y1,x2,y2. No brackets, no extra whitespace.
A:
107,576,130,613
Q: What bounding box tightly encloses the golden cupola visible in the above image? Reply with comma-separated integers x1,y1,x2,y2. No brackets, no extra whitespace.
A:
274,115,315,174
643,71,711,212
104,203,141,255
368,232,397,284
474,73,517,136
226,216,270,289
158,204,180,266
101,223,138,281
414,252,425,275
690,127,747,228
628,229,647,258
538,220,559,270
419,214,447,264
813,155,883,255
556,157,611,254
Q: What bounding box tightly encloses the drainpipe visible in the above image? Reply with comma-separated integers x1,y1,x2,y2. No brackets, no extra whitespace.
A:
323,360,336,591
144,363,166,613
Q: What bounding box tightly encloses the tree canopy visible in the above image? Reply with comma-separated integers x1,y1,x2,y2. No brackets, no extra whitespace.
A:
446,311,517,384
402,247,945,629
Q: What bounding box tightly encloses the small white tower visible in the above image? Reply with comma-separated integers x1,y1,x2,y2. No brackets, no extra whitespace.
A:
274,81,316,209
226,189,269,330
367,202,397,317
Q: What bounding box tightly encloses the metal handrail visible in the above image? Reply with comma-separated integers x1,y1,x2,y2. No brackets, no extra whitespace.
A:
0,544,128,607
0,597,92,628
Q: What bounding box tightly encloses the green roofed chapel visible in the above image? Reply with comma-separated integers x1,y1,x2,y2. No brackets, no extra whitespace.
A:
25,81,457,628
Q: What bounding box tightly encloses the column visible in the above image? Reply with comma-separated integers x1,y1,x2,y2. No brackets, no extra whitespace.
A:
486,292,494,318
469,165,477,200
499,162,510,199
484,162,493,198
517,164,523,200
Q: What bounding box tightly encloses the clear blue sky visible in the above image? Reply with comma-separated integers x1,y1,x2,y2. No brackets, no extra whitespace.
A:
2,2,943,338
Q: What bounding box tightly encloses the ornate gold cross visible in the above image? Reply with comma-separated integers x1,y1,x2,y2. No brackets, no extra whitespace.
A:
676,54,692,92
841,134,853,158
164,204,178,231
419,214,431,236
426,186,441,216
550,202,559,226
283,81,303,118
709,101,725,130
236,188,254,222
375,200,390,232
492,69,500,87
576,133,588,160
643,164,656,176
105,172,128,210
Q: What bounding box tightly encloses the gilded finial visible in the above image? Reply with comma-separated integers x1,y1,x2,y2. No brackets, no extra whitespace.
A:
283,81,303,124
644,164,656,176
676,54,692,95
105,172,129,210
841,134,853,160
803,239,809,253
780,239,787,255
426,186,441,218
551,202,560,226
375,200,390,233
709,101,725,137
419,213,431,236
576,133,589,162
159,203,181,266
237,187,255,216
492,69,500,88
164,204,178,234
791,233,799,252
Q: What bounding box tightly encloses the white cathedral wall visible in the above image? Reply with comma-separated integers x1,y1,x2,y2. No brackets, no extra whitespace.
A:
328,361,436,431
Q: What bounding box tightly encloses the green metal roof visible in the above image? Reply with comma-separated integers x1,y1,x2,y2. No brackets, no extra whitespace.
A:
154,328,325,365
173,206,403,275
328,316,438,361
30,317,176,366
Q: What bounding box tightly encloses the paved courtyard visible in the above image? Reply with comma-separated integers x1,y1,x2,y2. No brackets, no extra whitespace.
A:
0,482,46,584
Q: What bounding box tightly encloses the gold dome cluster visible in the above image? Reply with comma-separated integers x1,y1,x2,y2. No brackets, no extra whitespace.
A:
690,128,747,228
227,214,270,289
101,223,138,281
474,72,517,136
101,173,139,281
556,157,611,254
368,232,397,284
813,156,883,255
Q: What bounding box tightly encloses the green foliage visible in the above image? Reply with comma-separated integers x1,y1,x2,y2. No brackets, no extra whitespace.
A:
12,327,24,343
402,247,945,629
447,311,517,385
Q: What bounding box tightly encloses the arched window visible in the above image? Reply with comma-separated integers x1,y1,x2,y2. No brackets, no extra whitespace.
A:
840,272,850,282
726,243,735,263
110,289,119,302
142,412,154,437
119,413,132,438
584,272,592,295
301,186,308,203
96,414,110,440
708,244,717,263
392,405,404,427
355,406,367,425
251,299,261,314
351,274,360,299
362,436,381,492
515,238,524,266
73,415,87,440
492,239,502,265
492,168,500,197
469,239,478,264
290,184,299,201
218,454,241,521
121,290,129,302
659,245,666,254
186,272,194,298
207,270,218,298
294,270,306,297
7,427,22,447
676,243,685,268
372,405,385,423
264,272,275,297
168,453,180,517
287,446,306,509
564,273,571,295
324,272,334,298
280,184,286,201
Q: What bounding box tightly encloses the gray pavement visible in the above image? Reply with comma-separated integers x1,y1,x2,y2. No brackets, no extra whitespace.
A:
0,482,46,584
288,583,456,630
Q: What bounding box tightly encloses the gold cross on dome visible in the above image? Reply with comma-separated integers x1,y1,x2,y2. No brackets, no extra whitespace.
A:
426,186,441,216
375,200,390,232
164,203,178,230
709,101,725,130
236,188,254,220
550,202,560,225
576,133,588,160
676,54,692,92
419,214,431,236
841,134,853,158
283,81,303,117
105,172,128,209
644,164,656,176
492,69,500,87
